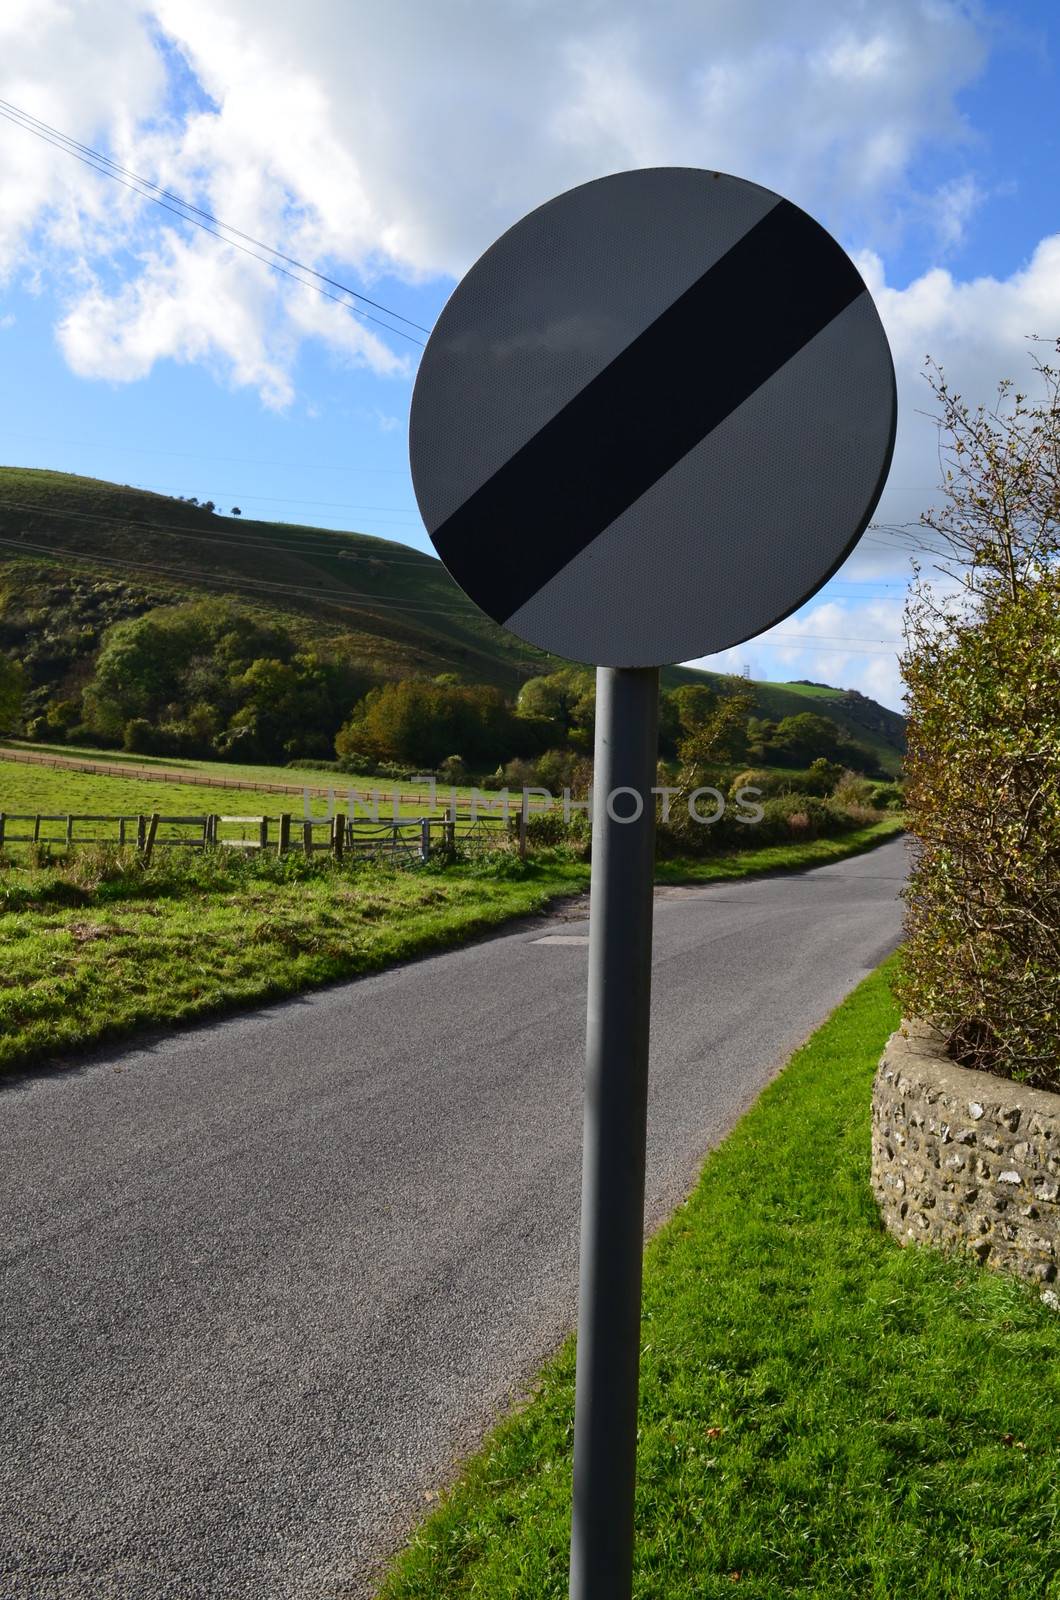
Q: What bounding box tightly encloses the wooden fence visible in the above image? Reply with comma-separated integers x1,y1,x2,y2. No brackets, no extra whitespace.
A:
0,808,511,864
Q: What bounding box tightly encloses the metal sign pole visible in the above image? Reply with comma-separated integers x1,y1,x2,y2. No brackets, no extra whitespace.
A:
569,664,659,1600
409,161,896,1600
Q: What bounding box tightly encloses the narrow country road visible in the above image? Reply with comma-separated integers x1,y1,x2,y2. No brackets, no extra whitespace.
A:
0,839,907,1599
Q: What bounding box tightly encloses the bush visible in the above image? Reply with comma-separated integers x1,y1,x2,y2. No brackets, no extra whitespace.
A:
831,770,877,809
728,765,840,801
871,781,905,811
511,809,592,857
438,754,468,785
896,571,1060,1091
335,751,376,775
123,717,155,753
756,794,848,843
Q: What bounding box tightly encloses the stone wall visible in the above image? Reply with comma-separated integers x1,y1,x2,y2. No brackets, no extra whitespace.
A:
872,1021,1059,1290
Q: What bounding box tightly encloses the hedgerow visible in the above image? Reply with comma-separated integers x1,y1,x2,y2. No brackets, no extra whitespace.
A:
896,346,1060,1091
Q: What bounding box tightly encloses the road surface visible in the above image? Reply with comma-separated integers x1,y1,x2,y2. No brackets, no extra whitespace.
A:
0,839,906,1598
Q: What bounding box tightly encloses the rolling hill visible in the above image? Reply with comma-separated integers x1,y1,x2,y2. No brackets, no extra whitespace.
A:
0,466,906,771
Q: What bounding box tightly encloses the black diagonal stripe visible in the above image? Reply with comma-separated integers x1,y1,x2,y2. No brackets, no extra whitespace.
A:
430,199,867,624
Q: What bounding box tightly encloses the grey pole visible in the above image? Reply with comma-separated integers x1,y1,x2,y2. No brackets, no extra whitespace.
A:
569,664,659,1600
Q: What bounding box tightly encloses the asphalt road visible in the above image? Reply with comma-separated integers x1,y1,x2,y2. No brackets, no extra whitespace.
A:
0,839,907,1599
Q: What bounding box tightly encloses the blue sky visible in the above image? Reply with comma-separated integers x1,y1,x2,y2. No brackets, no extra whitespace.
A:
1,0,1058,709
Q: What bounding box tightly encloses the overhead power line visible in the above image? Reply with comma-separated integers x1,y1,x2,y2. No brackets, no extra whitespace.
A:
0,97,428,347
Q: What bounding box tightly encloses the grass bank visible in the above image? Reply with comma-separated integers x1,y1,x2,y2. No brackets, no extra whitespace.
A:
657,816,904,884
0,850,587,1076
0,824,904,1077
379,958,1059,1600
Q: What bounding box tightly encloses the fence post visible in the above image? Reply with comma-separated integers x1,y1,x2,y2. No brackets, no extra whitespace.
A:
332,814,344,862
303,821,313,856
66,814,74,850
445,807,456,854
259,817,268,852
519,792,528,860
420,817,431,863
33,814,41,844
143,812,159,864
136,814,146,852
278,813,291,858
0,812,5,851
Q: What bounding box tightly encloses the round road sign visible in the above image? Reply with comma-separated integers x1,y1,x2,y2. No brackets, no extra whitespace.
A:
409,167,896,669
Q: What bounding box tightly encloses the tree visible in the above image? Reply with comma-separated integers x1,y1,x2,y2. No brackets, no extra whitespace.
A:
770,712,844,766
0,656,25,733
230,507,242,516
336,678,519,770
916,342,1060,605
518,667,592,733
674,681,753,800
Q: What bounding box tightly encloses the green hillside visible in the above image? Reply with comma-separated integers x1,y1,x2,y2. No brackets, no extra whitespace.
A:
0,467,905,771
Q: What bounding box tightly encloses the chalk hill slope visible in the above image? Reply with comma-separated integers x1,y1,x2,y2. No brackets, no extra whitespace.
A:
0,466,905,770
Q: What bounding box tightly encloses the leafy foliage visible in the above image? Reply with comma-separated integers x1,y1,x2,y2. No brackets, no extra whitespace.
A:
335,676,548,769
0,654,24,732
80,598,368,762
897,571,1060,1089
897,344,1060,1090
917,344,1060,601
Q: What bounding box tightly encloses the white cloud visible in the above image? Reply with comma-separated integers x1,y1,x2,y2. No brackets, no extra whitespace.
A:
688,596,908,710
844,235,1060,585
0,0,990,404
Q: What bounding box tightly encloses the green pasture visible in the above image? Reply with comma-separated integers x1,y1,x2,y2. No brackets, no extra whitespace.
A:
0,752,477,829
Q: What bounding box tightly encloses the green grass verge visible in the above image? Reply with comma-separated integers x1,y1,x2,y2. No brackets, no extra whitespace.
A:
378,957,1059,1600
657,817,905,884
0,850,589,1075
0,825,905,1077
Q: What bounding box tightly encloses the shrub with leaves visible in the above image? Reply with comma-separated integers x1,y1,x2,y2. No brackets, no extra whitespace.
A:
831,770,876,809
897,343,1060,1091
897,572,1060,1089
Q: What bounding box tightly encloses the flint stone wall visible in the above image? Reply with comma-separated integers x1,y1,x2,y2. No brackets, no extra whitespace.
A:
872,1021,1059,1286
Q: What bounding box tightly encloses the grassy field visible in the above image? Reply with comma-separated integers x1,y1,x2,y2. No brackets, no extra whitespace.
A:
1,740,470,798
0,752,453,824
379,958,1060,1600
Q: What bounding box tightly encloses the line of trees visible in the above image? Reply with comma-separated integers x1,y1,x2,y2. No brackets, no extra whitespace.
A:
4,589,887,781
332,667,884,784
